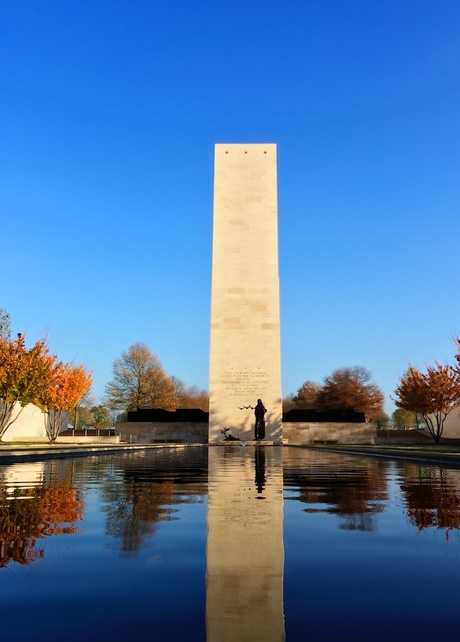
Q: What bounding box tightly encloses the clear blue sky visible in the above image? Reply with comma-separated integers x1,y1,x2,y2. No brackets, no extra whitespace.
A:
1,1,459,413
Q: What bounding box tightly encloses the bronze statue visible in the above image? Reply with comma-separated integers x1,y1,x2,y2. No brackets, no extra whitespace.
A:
253,399,266,441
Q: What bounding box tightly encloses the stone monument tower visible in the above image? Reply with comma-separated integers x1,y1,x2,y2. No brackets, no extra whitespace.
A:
209,144,282,443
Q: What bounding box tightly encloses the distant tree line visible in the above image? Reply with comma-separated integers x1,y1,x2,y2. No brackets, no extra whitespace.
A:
68,397,113,430
284,336,460,442
284,366,386,424
4,305,460,443
1,308,209,436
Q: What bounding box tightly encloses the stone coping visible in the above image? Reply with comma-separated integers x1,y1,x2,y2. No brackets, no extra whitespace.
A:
0,443,190,464
302,444,460,467
2,442,460,467
0,441,281,463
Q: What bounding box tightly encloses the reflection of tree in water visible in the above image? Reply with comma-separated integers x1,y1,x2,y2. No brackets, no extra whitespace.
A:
400,465,460,535
285,459,388,531
0,461,83,568
336,512,376,532
101,450,207,556
102,478,177,555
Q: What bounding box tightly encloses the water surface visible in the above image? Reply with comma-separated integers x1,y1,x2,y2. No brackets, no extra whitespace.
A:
1,446,460,641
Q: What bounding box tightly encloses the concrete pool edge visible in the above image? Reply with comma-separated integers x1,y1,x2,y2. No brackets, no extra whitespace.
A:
2,441,460,467
300,443,460,467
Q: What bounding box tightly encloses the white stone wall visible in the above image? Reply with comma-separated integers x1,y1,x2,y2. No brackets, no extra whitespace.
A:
1,403,68,441
10,435,121,444
439,406,460,439
282,422,376,445
115,422,209,444
1,403,47,440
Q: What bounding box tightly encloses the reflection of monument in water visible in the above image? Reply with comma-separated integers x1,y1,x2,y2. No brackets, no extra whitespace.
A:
209,144,282,443
206,447,285,641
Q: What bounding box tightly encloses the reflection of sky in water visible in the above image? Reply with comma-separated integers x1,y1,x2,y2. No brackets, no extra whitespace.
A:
1,448,460,641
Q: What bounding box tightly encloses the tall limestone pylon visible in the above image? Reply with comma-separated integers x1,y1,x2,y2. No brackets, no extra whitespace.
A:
209,144,282,443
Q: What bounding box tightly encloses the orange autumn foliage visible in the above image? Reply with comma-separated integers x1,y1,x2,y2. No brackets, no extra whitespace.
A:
0,333,92,441
36,362,92,441
395,360,460,443
0,334,55,440
0,479,83,567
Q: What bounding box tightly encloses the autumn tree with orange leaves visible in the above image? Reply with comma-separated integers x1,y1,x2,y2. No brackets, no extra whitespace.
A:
0,333,55,440
291,380,321,409
315,367,384,421
35,362,92,441
172,377,209,411
394,347,460,443
0,329,92,442
288,367,385,421
104,343,176,413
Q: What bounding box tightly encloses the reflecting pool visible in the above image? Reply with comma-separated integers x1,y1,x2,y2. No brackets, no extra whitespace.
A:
2,446,460,641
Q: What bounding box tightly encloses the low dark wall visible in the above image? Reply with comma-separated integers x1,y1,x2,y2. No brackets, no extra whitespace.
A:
127,409,209,422
127,408,365,424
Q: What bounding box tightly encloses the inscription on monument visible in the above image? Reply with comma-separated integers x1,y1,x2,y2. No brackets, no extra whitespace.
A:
220,369,270,398
221,504,272,526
